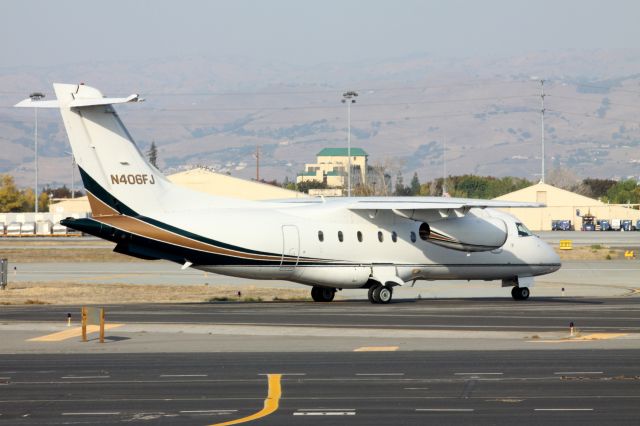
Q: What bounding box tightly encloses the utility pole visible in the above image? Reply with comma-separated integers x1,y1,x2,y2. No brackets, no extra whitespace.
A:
539,79,546,184
29,92,45,213
341,91,358,197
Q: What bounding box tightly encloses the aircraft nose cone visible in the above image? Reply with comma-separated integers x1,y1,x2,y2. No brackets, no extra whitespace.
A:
542,240,561,273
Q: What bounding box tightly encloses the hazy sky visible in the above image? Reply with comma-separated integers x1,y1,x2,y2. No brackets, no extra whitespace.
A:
1,0,639,67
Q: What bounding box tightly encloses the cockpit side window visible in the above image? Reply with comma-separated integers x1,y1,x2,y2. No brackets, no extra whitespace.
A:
516,222,533,237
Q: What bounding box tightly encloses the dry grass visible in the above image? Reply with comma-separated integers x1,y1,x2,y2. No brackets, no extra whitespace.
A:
0,239,133,263
555,246,625,260
0,281,312,305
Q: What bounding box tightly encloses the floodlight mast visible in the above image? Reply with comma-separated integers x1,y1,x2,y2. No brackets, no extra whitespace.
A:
29,92,45,213
540,79,545,184
341,90,358,197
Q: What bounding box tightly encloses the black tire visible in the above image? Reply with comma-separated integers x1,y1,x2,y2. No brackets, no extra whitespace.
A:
368,286,378,304
311,286,321,302
511,286,530,301
311,286,335,302
374,285,393,304
511,286,521,300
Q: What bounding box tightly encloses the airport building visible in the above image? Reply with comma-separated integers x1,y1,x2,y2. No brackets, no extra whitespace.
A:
296,148,368,187
495,182,640,231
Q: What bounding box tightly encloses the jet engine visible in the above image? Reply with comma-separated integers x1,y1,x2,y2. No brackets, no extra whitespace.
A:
419,216,508,252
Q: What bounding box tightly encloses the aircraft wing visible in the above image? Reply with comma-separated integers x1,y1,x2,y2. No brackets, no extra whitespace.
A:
346,197,543,220
347,197,543,211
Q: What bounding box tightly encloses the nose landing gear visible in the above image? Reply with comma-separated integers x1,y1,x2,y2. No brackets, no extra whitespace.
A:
511,286,530,300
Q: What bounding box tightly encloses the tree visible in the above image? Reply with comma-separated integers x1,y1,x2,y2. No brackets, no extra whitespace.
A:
394,172,411,196
604,179,640,204
147,141,158,168
0,174,26,212
410,172,421,195
296,180,327,194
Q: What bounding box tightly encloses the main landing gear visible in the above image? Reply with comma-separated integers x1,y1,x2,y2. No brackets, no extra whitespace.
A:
368,284,393,304
511,286,530,301
311,286,336,302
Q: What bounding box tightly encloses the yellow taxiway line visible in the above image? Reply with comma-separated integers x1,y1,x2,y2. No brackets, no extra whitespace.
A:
211,374,282,426
27,324,124,342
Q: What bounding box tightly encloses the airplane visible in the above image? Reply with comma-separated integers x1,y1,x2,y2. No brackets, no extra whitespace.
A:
16,83,561,304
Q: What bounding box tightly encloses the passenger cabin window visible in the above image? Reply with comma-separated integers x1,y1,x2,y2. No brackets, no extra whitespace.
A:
419,223,431,241
410,231,417,243
357,231,363,242
391,231,398,242
516,222,533,237
318,230,324,242
378,231,384,242
338,231,344,242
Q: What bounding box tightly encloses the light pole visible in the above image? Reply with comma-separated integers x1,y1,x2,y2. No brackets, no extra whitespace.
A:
539,79,546,184
30,92,45,213
341,91,358,197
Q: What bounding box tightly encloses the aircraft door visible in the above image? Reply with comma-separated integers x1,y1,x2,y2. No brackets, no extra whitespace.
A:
280,225,300,271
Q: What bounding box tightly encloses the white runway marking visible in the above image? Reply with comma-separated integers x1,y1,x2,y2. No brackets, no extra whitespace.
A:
179,410,236,414
534,408,594,411
160,374,207,377
259,373,306,376
61,376,110,379
455,372,503,375
294,410,356,416
355,373,404,376
62,412,121,416
554,371,603,375
416,408,475,412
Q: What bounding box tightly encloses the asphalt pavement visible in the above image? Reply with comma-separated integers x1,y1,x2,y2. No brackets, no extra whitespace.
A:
1,351,638,425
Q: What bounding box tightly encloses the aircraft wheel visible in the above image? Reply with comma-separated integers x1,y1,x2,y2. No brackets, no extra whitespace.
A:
511,286,530,301
374,285,393,304
511,286,520,300
311,286,335,302
368,286,379,304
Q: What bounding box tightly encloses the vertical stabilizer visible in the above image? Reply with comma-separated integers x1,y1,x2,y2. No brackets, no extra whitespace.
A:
54,83,168,216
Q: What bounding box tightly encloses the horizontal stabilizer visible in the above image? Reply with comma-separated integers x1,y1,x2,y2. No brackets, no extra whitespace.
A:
14,93,142,109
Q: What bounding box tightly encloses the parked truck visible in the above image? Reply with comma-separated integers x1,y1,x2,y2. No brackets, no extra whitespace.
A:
599,219,611,231
581,214,596,231
611,219,622,231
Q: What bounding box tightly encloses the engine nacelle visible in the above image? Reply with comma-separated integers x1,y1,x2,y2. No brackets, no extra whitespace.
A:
421,216,507,252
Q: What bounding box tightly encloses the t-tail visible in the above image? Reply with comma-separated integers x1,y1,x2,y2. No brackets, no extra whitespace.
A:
16,83,239,221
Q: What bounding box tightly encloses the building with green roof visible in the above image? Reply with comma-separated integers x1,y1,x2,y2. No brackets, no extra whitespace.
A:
296,147,368,191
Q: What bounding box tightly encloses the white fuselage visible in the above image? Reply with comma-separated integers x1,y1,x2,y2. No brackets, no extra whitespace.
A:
155,200,560,289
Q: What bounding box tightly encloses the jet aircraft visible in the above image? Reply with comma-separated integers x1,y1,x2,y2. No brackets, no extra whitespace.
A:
16,84,561,304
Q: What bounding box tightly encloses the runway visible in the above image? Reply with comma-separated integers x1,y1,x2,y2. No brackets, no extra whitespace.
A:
1,298,640,332
1,351,639,425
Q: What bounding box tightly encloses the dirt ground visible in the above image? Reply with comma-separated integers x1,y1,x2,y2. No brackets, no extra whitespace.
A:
0,281,311,305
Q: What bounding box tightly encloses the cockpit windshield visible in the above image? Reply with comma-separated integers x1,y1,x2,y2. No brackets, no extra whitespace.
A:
516,222,533,237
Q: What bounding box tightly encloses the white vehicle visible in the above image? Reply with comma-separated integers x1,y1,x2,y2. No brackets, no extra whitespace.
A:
16,84,561,303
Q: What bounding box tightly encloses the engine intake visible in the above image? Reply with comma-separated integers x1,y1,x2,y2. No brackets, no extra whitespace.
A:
419,216,507,252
